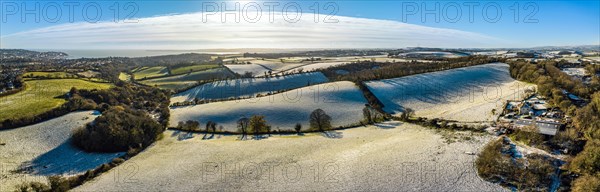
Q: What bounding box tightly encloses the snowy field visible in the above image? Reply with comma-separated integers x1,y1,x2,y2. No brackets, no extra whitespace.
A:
257,62,306,72
0,111,123,191
236,59,304,71
170,81,367,132
366,63,533,122
225,64,272,77
584,56,600,62
283,62,350,72
171,72,329,103
75,123,506,191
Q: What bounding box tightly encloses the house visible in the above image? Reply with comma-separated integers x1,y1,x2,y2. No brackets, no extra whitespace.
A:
513,119,562,136
518,102,532,115
562,89,586,105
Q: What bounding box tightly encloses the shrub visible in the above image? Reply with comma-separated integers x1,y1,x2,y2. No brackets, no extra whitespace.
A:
176,120,200,131
48,176,70,192
510,125,545,147
17,181,50,192
570,140,600,176
249,115,269,135
572,175,600,192
476,137,555,190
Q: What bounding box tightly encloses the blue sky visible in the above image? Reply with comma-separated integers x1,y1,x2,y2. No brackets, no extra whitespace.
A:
0,0,598,49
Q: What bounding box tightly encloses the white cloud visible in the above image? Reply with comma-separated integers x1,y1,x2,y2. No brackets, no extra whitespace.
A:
0,12,505,49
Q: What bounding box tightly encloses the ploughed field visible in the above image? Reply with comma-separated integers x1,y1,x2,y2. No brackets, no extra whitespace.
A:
132,66,168,80
170,81,367,132
365,63,533,122
224,64,272,77
139,68,235,90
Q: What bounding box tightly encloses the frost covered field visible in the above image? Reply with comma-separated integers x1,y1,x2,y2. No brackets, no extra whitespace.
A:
225,64,272,77
0,111,123,191
75,123,505,191
366,63,533,122
284,62,350,72
170,81,367,132
171,72,329,103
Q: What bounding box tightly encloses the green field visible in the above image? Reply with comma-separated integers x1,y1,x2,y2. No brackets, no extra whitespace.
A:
0,79,112,121
23,71,76,78
142,81,198,90
133,67,168,80
170,64,220,75
119,72,132,82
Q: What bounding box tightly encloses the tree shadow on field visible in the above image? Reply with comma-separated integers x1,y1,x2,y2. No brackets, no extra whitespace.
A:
252,134,268,140
202,133,214,140
374,121,403,129
322,131,343,139
19,139,123,176
171,130,197,141
179,132,195,141
171,130,181,137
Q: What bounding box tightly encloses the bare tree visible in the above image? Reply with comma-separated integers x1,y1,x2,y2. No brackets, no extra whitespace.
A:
363,105,373,124
310,109,332,132
400,108,414,121
294,123,302,135
205,121,214,132
237,117,250,140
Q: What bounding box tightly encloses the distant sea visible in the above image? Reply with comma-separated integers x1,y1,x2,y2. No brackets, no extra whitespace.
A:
32,49,241,59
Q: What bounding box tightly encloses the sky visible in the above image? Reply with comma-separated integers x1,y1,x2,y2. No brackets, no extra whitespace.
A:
0,0,598,49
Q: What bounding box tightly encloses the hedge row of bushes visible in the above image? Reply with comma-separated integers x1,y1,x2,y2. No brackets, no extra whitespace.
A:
476,137,558,191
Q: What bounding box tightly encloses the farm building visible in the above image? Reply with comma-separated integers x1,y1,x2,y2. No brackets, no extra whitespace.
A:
513,119,562,136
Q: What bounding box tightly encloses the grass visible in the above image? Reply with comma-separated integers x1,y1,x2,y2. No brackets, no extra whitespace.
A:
133,67,167,80
142,81,198,90
118,72,131,82
170,64,220,75
0,79,111,121
77,70,100,78
23,71,76,78
131,67,147,73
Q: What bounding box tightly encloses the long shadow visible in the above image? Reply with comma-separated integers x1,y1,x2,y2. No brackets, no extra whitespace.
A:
179,132,195,141
322,131,343,139
374,121,403,129
19,139,123,176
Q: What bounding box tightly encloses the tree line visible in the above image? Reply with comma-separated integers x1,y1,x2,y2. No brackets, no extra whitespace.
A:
175,108,336,139
509,60,588,114
319,56,502,83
